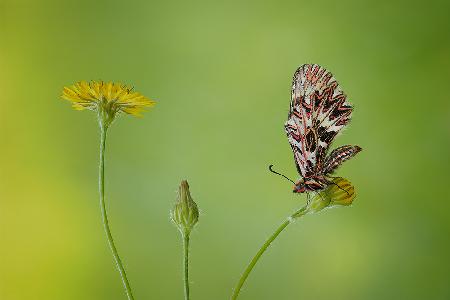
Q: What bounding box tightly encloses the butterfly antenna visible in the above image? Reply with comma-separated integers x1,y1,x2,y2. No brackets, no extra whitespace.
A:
269,164,296,184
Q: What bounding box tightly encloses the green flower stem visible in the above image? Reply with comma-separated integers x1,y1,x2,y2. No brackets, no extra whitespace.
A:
183,233,191,300
99,125,135,300
231,204,309,300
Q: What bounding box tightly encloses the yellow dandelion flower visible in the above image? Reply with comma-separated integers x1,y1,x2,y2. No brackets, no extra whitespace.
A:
325,177,356,207
307,177,356,213
62,81,155,126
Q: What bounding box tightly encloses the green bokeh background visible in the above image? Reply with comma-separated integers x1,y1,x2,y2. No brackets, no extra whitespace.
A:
1,0,450,299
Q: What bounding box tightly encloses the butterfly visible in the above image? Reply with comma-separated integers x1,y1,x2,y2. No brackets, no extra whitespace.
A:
283,64,361,193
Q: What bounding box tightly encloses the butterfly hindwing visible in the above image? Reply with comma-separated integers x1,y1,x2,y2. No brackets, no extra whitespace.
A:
323,145,362,175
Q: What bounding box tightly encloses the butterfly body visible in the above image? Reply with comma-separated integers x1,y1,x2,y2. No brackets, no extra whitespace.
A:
285,64,361,194
293,176,327,193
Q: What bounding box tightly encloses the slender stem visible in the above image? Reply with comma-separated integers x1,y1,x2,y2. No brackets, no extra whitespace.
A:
231,205,309,300
183,233,191,300
99,126,135,300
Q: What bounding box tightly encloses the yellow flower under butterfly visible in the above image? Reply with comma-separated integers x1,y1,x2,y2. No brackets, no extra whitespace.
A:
62,81,155,127
306,177,356,213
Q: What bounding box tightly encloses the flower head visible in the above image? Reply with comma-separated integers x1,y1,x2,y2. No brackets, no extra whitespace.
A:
306,177,356,214
62,81,155,127
171,180,199,235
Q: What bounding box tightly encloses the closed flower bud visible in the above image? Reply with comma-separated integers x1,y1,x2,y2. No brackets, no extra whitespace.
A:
171,180,199,235
306,177,356,214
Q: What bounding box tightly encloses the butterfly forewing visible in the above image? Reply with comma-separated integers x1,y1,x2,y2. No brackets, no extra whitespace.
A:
285,64,355,181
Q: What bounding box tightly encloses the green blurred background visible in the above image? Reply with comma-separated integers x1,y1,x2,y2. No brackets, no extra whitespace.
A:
1,0,450,299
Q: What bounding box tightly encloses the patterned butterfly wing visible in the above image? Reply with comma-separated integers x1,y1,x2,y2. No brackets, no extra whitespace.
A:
323,145,362,174
285,64,353,178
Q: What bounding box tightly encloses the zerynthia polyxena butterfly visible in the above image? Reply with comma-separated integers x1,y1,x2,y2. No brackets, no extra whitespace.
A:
283,64,361,193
